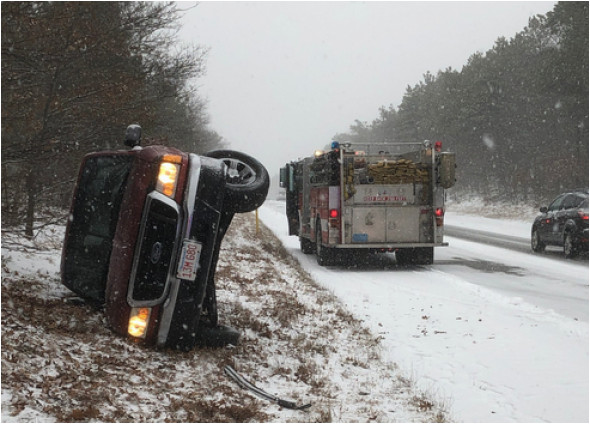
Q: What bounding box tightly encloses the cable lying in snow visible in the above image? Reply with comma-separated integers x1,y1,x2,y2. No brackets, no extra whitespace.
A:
224,365,312,410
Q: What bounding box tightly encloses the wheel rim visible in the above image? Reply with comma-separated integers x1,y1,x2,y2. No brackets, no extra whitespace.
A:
532,231,539,250
564,234,572,256
221,158,257,185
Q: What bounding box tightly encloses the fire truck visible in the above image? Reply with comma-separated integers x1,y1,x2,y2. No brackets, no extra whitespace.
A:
279,141,456,266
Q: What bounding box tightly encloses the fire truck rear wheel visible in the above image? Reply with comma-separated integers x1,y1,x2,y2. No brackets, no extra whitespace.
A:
416,247,434,265
396,247,433,265
206,150,270,213
300,236,315,254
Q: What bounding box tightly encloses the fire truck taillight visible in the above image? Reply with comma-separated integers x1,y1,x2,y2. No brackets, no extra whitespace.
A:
435,207,444,226
329,209,340,228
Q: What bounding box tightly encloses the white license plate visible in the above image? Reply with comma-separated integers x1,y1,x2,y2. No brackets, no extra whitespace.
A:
176,240,202,281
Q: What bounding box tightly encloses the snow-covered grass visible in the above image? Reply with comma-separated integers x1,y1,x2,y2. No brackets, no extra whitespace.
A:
446,195,541,222
1,215,447,422
2,197,587,422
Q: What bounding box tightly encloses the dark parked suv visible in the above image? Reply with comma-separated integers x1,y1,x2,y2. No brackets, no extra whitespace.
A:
531,189,589,258
61,125,269,350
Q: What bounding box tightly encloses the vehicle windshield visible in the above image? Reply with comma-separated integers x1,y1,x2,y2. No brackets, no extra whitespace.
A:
62,155,133,303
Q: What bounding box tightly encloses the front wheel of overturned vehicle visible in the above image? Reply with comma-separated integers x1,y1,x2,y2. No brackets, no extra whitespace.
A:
206,150,270,213
195,325,240,348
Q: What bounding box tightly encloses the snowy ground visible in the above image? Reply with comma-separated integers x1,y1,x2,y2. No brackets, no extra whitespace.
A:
258,200,589,423
1,216,446,423
2,199,587,423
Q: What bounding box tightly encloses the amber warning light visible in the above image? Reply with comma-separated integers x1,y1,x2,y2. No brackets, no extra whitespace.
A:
128,307,151,338
157,160,180,197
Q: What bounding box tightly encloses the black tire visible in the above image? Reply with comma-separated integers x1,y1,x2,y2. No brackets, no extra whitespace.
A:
395,248,432,265
300,236,315,254
339,249,369,268
531,228,546,253
206,150,270,213
195,325,240,348
414,247,434,265
395,249,410,265
564,232,579,258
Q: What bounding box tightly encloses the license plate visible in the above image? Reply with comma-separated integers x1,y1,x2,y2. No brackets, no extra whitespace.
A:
176,240,202,281
352,233,369,242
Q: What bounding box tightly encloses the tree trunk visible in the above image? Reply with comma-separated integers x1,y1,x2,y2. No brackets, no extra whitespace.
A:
25,169,36,239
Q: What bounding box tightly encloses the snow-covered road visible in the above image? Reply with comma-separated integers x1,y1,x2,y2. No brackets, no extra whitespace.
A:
258,201,589,423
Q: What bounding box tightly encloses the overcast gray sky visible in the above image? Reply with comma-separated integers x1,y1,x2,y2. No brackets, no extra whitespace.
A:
179,1,556,174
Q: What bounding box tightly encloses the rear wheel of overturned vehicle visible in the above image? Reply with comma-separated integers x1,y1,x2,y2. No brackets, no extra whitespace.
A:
564,232,579,259
206,150,270,213
531,228,546,253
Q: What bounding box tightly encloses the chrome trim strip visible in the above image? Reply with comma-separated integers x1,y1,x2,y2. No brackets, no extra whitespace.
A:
157,154,201,346
326,242,448,249
127,191,181,308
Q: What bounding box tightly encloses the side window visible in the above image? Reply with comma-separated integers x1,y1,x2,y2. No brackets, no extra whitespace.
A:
561,195,578,210
548,195,565,212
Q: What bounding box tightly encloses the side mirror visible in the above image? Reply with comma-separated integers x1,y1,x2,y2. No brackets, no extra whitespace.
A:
125,124,142,147
540,206,548,213
438,152,456,189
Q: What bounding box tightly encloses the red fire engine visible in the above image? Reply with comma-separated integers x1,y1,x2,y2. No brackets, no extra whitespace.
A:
280,141,456,265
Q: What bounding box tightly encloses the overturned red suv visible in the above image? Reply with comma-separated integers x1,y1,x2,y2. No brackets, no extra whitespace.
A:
61,125,269,350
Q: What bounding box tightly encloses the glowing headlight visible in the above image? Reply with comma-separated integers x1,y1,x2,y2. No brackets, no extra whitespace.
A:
128,307,151,339
156,155,181,197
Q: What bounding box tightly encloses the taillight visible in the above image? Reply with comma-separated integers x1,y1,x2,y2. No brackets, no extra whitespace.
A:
329,209,339,228
435,207,444,226
578,210,589,220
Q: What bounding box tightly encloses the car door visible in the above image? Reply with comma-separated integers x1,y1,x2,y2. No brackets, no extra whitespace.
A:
540,194,565,244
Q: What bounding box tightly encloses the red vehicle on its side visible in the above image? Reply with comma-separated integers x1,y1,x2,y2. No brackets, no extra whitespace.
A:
61,125,269,350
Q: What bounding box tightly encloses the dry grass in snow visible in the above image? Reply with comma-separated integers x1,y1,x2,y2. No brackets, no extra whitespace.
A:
1,213,448,422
